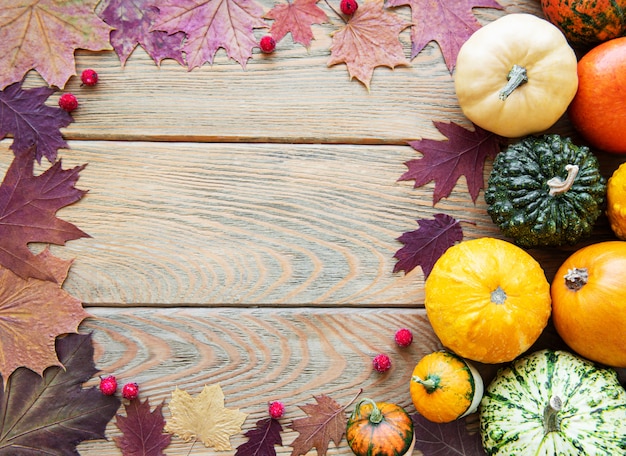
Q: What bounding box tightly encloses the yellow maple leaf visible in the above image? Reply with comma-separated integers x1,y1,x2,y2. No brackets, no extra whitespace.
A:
165,384,248,451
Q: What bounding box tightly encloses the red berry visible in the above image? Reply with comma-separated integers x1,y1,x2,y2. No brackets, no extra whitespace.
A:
372,353,391,373
268,401,285,419
259,35,276,53
122,382,139,400
99,375,117,396
394,328,413,347
340,0,358,15
81,69,98,86
58,93,78,112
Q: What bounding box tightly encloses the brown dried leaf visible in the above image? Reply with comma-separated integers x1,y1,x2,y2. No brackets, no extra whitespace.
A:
289,395,348,456
0,248,89,384
328,0,411,89
165,384,247,451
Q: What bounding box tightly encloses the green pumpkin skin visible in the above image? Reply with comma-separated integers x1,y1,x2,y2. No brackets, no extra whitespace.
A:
485,134,606,248
480,349,626,455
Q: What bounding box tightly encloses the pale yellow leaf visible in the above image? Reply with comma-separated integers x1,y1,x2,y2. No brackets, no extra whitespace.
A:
165,384,248,451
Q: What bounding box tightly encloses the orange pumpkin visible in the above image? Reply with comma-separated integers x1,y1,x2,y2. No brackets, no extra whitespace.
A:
568,37,626,154
410,350,483,423
425,237,552,364
551,241,626,367
346,399,415,456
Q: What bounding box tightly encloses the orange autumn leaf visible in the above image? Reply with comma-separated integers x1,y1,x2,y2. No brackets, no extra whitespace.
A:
0,248,89,384
165,384,248,451
328,0,411,89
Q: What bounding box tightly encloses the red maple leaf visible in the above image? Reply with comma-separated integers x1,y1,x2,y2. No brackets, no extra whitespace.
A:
385,0,502,71
399,122,501,205
0,148,89,281
393,214,463,277
0,81,73,163
265,0,328,47
98,0,185,67
235,418,283,456
289,394,349,456
115,398,171,456
327,0,411,89
153,0,267,69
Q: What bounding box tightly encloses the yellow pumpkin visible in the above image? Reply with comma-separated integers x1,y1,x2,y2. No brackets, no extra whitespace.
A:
551,241,626,367
424,237,551,364
410,350,483,423
607,162,626,239
454,13,578,137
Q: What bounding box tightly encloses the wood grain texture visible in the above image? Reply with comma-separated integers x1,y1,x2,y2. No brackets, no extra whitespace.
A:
76,308,442,455
2,137,622,305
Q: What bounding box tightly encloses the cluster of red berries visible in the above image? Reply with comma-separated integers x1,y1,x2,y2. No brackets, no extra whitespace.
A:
99,375,140,400
57,68,99,113
371,328,413,373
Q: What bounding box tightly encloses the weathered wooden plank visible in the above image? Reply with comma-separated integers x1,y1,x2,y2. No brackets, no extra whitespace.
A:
2,139,621,305
73,307,474,455
19,2,543,145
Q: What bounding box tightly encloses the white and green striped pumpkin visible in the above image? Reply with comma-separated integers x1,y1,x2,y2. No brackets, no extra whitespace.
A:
480,349,626,455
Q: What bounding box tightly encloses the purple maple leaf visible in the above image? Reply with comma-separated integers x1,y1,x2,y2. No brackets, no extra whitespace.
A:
98,0,185,67
0,82,73,163
0,147,89,281
412,413,486,455
384,0,503,71
153,0,267,70
399,122,501,205
235,418,283,456
114,398,171,456
393,213,463,277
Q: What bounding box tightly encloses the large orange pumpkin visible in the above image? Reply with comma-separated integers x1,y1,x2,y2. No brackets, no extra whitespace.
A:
551,241,626,367
568,37,626,154
424,237,552,364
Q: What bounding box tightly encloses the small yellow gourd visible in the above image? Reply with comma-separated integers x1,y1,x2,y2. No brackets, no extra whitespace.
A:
410,351,483,423
607,162,626,239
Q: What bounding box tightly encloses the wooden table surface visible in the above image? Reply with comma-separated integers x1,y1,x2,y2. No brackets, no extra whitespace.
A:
7,0,625,454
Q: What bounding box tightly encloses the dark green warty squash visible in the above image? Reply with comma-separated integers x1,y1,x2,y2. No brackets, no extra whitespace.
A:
485,134,606,248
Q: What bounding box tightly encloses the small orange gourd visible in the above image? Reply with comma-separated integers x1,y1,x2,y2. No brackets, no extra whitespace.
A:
551,241,626,367
425,237,551,363
346,399,415,456
410,350,483,423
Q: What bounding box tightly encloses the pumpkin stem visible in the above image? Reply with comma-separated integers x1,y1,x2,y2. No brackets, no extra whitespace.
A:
490,285,506,304
499,64,528,100
412,375,439,394
547,164,580,196
543,395,562,434
356,398,384,424
564,267,589,291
